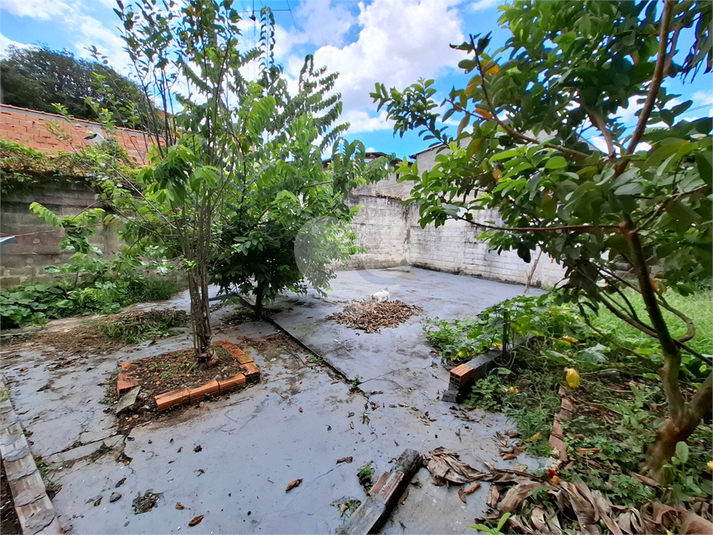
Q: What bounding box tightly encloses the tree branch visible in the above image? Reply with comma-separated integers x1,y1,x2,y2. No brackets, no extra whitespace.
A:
445,98,591,161
460,215,619,234
623,0,675,159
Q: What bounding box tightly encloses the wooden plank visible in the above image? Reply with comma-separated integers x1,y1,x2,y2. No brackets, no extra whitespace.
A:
342,449,421,535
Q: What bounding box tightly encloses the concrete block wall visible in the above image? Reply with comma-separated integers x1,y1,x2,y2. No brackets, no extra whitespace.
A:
1,104,154,165
0,182,121,287
346,147,567,288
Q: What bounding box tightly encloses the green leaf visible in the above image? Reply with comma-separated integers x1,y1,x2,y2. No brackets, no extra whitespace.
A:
490,149,520,162
614,182,643,196
544,156,568,170
694,152,712,187
674,441,689,465
643,139,689,170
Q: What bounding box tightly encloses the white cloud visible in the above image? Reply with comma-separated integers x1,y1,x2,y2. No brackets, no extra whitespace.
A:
692,90,713,105
312,0,465,113
0,31,27,55
0,0,68,21
342,109,391,134
1,0,132,73
470,0,499,11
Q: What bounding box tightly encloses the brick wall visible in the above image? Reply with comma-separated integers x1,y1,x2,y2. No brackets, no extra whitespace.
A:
0,104,154,164
346,147,567,288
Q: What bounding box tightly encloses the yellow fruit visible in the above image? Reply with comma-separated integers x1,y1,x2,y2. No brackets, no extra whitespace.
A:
708,460,713,473
508,387,520,394
565,368,580,389
561,335,578,344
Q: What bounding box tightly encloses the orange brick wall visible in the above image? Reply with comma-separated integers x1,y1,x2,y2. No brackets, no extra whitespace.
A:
0,104,156,165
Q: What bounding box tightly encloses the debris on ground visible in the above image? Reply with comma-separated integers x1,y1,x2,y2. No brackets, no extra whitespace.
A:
423,446,486,485
132,490,160,514
422,447,713,535
188,515,204,527
326,300,423,333
285,479,302,492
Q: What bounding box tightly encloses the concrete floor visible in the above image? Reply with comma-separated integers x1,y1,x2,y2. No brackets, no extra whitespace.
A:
1,267,546,534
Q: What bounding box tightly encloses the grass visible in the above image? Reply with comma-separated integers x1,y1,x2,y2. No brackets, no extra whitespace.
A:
591,289,712,374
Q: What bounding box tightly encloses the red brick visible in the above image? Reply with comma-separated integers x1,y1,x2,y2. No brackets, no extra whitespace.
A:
215,339,254,365
117,372,139,395
240,362,260,383
189,379,220,403
120,361,134,371
449,364,475,388
217,373,246,394
155,388,190,412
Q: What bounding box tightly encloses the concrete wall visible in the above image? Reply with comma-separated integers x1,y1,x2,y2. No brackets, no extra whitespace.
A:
0,181,121,287
347,147,567,288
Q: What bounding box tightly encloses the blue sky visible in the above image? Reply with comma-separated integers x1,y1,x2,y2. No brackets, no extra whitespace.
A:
1,0,711,159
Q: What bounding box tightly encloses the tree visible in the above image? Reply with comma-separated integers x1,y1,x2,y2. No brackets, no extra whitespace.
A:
96,0,385,360
212,56,387,316
0,45,156,130
372,0,711,481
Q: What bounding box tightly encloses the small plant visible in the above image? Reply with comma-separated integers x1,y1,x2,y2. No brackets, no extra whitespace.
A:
351,375,362,389
356,461,374,491
469,512,511,534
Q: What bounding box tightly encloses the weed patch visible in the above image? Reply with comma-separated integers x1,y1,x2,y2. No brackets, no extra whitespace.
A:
101,309,188,344
426,292,713,514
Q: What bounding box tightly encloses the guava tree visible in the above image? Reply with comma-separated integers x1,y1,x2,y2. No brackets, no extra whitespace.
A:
372,0,711,480
101,0,382,360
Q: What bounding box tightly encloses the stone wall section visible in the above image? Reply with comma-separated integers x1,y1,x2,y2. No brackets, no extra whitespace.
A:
347,147,567,288
1,183,121,287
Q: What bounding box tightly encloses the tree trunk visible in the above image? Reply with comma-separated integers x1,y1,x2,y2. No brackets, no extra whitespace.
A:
254,291,263,319
187,272,214,363
645,371,712,481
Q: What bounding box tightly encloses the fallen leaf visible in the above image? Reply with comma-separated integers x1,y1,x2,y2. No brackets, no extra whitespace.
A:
339,503,348,515
527,432,541,442
336,457,353,464
348,412,355,417
500,482,547,513
502,453,518,460
193,445,202,453
188,515,204,527
465,482,481,495
176,502,185,510
299,407,303,413
350,421,354,430
458,486,467,504
285,478,302,492
327,425,332,431
109,492,122,503
576,448,601,456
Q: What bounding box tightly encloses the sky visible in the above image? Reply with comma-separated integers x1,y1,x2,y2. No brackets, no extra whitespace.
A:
1,0,712,159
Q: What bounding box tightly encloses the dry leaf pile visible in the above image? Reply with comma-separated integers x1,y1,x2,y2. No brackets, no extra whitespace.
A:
326,300,424,333
423,447,713,534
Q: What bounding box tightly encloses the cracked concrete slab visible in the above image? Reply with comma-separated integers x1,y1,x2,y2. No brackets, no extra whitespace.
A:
1,268,547,534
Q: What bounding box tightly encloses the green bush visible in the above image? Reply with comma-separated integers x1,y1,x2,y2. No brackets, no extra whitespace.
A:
0,276,181,330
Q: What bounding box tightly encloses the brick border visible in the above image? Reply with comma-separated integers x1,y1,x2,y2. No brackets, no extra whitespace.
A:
0,375,62,535
118,340,261,413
